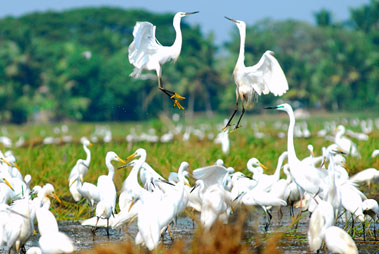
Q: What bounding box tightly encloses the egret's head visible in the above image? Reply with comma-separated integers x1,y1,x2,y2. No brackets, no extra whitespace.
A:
126,148,146,162
106,151,126,164
225,17,246,30
81,137,92,147
335,125,345,134
264,103,291,112
247,158,267,170
176,11,199,18
43,183,61,204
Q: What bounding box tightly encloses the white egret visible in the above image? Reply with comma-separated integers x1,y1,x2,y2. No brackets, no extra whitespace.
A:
36,203,75,254
308,200,334,252
362,199,378,240
265,104,328,199
371,149,379,158
247,151,288,192
93,151,126,236
223,17,288,130
324,226,358,254
334,125,360,158
350,168,379,188
69,175,100,209
128,11,199,110
68,137,92,202
131,161,190,250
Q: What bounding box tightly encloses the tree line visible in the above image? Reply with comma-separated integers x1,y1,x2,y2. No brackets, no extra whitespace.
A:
0,1,377,123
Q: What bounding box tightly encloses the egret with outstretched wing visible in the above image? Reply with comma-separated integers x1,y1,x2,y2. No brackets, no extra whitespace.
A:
129,11,199,110
223,17,288,130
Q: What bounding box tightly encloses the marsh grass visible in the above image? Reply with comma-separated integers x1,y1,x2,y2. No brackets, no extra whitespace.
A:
1,112,378,222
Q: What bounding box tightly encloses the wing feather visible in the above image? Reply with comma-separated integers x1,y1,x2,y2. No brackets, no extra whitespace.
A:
245,50,288,96
128,22,161,73
193,165,228,187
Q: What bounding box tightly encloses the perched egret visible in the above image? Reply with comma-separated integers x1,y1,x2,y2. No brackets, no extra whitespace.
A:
308,200,334,252
265,104,328,199
223,17,288,130
324,226,358,254
129,11,199,110
350,168,379,188
334,125,360,158
93,151,126,236
68,137,92,202
36,204,75,254
69,175,100,209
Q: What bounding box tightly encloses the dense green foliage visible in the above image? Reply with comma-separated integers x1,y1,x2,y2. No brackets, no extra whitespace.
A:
0,1,378,123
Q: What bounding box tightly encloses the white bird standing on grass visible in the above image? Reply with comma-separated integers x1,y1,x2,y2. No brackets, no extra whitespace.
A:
93,151,126,237
68,137,92,202
223,17,288,130
129,11,199,110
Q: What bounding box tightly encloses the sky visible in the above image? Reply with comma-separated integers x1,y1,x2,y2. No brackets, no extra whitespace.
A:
1,0,369,44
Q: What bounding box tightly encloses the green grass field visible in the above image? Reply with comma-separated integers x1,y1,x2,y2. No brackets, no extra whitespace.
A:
1,112,378,220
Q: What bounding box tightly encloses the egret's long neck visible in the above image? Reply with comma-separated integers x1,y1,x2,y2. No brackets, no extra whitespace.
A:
236,25,246,69
274,153,287,180
83,144,91,166
286,109,299,164
130,155,146,189
106,160,115,179
171,16,183,60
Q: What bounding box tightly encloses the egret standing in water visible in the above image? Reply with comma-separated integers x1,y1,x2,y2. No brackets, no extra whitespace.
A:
223,17,288,130
129,11,199,110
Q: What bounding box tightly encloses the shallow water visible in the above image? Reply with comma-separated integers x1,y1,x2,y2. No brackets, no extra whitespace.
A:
2,207,378,253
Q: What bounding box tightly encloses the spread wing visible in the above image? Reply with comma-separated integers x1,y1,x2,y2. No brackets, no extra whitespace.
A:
244,50,289,96
193,165,228,188
128,22,161,72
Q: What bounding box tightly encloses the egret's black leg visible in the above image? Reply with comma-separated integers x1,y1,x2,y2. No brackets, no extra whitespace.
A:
234,106,245,130
106,219,110,238
223,102,239,131
363,221,366,241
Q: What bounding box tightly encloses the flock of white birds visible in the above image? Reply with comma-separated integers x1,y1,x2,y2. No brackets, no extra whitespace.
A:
0,103,377,253
0,11,377,254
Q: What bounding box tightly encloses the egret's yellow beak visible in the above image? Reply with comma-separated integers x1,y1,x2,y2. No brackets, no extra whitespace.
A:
1,158,13,167
50,193,62,204
116,156,126,164
311,151,315,157
128,199,137,212
185,182,191,187
342,162,349,172
321,158,326,167
126,152,138,161
258,162,268,170
3,178,14,191
69,179,77,188
14,163,20,170
88,142,93,147
336,147,346,154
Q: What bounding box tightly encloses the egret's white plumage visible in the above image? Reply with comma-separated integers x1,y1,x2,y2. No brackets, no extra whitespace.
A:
68,137,92,202
129,11,198,109
223,17,288,130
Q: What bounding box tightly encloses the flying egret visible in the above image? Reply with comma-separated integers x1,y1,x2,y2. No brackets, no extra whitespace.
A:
223,17,288,130
68,137,92,202
129,11,199,110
